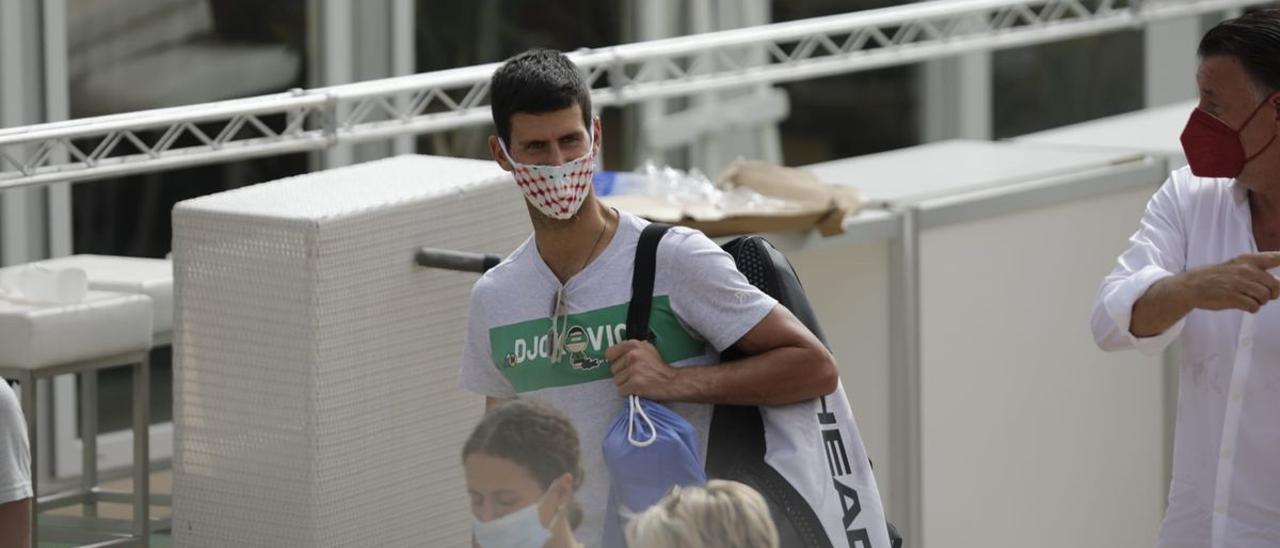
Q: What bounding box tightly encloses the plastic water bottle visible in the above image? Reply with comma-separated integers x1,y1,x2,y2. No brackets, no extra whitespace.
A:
593,171,652,197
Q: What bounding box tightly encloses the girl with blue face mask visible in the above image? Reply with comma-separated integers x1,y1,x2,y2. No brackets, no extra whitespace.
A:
463,400,585,548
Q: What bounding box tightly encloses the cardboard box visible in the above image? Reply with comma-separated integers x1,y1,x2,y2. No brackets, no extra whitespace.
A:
602,160,864,237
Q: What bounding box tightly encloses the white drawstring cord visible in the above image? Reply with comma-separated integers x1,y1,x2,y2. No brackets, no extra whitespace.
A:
627,395,658,447
549,286,569,363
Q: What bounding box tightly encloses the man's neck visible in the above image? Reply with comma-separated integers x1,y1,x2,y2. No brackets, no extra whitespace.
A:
1250,188,1280,223
532,198,617,284
1249,187,1280,251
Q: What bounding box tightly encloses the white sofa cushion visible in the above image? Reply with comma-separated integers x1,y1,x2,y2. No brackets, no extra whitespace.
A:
0,291,153,370
28,255,174,335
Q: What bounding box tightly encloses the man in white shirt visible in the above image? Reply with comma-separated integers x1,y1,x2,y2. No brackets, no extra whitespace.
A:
1092,10,1280,548
458,49,853,547
0,381,32,548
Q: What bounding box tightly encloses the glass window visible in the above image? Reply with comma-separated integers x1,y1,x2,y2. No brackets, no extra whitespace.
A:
65,0,310,439
773,0,922,165
414,0,627,167
992,31,1145,139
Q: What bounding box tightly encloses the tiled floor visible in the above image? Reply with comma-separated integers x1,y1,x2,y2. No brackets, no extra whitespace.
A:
38,469,173,547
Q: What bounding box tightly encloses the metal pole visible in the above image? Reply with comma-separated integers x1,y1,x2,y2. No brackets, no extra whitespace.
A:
80,370,98,518
319,0,354,169
0,0,44,266
1144,15,1199,108
391,0,416,156
41,0,71,259
888,207,922,546
921,15,992,142
132,356,150,544
415,247,501,274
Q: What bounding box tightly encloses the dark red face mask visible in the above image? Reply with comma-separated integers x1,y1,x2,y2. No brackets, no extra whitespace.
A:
1180,95,1279,178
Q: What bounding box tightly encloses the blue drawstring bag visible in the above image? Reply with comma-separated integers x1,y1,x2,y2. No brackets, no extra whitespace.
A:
601,395,706,548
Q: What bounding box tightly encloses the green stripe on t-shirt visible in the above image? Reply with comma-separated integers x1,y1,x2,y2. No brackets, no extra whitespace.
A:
488,296,704,393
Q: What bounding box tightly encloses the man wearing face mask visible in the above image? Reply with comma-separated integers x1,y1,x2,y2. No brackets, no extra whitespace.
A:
458,49,841,548
1091,10,1280,548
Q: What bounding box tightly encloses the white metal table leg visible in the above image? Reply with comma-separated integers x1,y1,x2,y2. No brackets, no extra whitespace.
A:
81,369,99,518
132,356,150,545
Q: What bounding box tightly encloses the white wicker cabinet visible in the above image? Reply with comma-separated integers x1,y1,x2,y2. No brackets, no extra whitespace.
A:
172,155,529,546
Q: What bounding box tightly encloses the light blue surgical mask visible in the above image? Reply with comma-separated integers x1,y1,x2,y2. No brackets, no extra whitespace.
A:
473,488,557,548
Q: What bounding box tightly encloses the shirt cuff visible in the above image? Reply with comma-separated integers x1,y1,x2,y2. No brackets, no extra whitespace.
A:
0,481,31,505
710,297,778,353
1103,264,1185,356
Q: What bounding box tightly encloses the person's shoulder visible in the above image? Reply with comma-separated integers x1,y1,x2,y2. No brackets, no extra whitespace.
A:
1166,165,1236,203
614,209,725,264
614,208,651,236
662,223,717,251
1172,166,1228,198
0,383,20,426
655,225,739,279
469,235,535,303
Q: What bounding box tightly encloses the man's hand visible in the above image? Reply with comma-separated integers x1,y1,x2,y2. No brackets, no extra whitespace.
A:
1177,252,1280,313
607,340,685,401
1132,252,1280,337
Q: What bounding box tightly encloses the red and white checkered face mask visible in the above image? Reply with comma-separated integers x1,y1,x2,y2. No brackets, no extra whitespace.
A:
498,130,597,220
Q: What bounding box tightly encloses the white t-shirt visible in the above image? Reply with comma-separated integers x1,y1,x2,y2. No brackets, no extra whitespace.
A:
0,382,32,504
458,210,777,548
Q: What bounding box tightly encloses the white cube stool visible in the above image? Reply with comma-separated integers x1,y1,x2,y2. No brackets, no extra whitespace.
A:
0,290,154,547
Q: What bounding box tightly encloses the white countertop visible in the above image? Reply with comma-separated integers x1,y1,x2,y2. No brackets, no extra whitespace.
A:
804,139,1146,206
175,154,509,221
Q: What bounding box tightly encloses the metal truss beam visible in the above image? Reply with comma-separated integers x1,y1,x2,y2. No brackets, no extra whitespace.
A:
0,0,1267,190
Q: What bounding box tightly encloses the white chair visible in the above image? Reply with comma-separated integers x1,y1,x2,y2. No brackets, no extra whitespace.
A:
0,290,153,547
33,255,173,345
25,254,175,536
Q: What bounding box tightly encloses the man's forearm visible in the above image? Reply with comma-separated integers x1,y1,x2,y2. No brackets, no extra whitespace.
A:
0,498,31,548
1130,275,1195,338
668,345,838,406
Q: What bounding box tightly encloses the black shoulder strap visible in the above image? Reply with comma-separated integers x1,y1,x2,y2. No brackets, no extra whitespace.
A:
626,223,673,342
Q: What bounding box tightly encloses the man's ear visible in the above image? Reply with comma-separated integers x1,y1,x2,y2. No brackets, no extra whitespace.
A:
489,134,513,172
592,116,603,155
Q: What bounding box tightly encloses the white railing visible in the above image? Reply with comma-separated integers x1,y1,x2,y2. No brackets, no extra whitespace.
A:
0,0,1265,190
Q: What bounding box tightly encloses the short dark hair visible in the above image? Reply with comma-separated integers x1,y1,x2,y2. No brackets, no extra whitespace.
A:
1199,9,1280,94
462,399,585,529
489,48,592,145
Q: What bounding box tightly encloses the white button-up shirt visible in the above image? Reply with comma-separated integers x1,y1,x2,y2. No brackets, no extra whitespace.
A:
1092,166,1280,548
